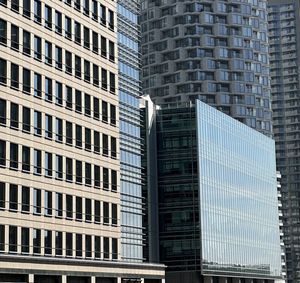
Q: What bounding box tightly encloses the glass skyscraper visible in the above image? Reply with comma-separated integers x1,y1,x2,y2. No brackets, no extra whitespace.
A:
140,0,272,136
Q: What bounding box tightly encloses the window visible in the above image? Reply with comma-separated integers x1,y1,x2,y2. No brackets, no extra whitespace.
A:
55,11,62,34
94,200,100,223
75,56,81,78
111,137,117,159
103,202,109,224
93,97,99,119
9,184,18,211
22,145,30,172
44,230,52,255
94,165,100,188
84,94,91,116
84,27,90,49
75,22,81,44
11,0,19,12
10,102,19,129
76,234,82,257
23,0,30,17
9,226,17,252
76,196,82,220
55,155,63,179
33,188,41,214
95,236,101,258
110,105,116,126
85,198,91,222
109,41,115,61
83,0,89,15
0,99,6,125
84,60,90,82
21,227,29,253
55,231,63,256
85,128,91,151
0,19,6,45
66,86,73,109
112,170,117,192
23,68,31,94
102,134,108,156
66,195,73,219
75,90,82,113
108,9,114,30
76,125,82,147
101,68,107,90
85,235,92,258
103,237,109,259
21,186,30,212
11,25,19,50
0,225,4,252
34,72,41,97
65,51,72,74
112,203,117,225
33,229,41,254
55,193,63,217
0,140,5,167
94,131,100,153
44,190,52,216
34,110,41,135
112,238,118,260
23,30,31,55
93,64,99,86
65,16,71,39
45,152,53,177
0,59,6,84
34,149,41,175
103,168,109,190
100,4,106,25
101,36,107,57
45,41,52,65
11,63,19,89
92,32,98,53
66,121,73,145
66,158,73,182
74,0,80,10
0,182,5,209
22,106,30,132
56,118,63,142
92,0,98,20
45,77,53,102
34,0,41,23
10,143,18,170
45,114,52,139
45,5,52,29
110,72,115,93
34,36,41,60
55,82,63,105
85,163,91,186
76,160,82,184
102,101,108,123
55,46,62,69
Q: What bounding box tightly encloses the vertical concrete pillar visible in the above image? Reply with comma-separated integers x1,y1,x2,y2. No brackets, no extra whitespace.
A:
117,278,122,283
91,276,96,283
161,279,166,283
62,275,67,283
28,274,34,283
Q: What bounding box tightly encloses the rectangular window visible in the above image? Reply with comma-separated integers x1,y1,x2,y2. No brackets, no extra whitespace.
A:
22,106,30,133
0,19,6,45
112,238,118,260
76,160,82,184
66,86,73,109
92,32,98,53
23,0,30,17
34,36,41,60
23,68,31,94
55,155,63,179
85,235,92,258
84,93,91,116
9,226,17,252
103,237,109,259
44,230,52,255
94,165,100,188
74,0,80,10
93,97,99,119
0,182,5,209
100,4,106,25
102,101,108,123
65,51,72,74
56,118,63,142
34,73,41,97
85,163,91,186
45,41,52,65
34,110,41,135
112,203,117,225
11,25,19,50
9,184,18,211
65,16,71,39
103,202,109,224
110,72,115,93
75,22,81,44
66,195,73,219
33,188,41,214
76,196,82,220
75,56,81,78
66,121,73,145
10,143,18,170
76,234,82,257
83,0,89,15
84,27,90,49
110,104,116,126
101,68,107,90
21,186,30,213
109,41,115,62
33,229,41,254
34,0,41,23
11,63,19,89
85,128,91,151
66,157,73,182
11,0,19,12
45,5,52,29
55,231,62,256
92,0,98,21
84,60,90,82
55,192,63,217
0,99,6,125
55,82,63,105
45,77,53,102
23,30,31,55
95,236,100,258
93,64,99,86
0,140,6,167
22,145,30,172
10,102,19,129
55,46,62,69
85,198,91,222
94,131,100,154
94,200,100,223
102,134,108,156
34,149,41,175
0,59,6,85
101,36,107,58
108,9,114,30
45,152,53,177
44,190,52,216
76,125,82,148
103,168,109,190
75,90,82,113
45,114,53,139
55,11,62,34
111,170,117,192
21,227,29,253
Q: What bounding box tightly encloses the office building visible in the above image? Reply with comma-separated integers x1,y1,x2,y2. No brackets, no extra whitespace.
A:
268,1,300,282
140,0,272,136
0,0,164,281
142,98,283,283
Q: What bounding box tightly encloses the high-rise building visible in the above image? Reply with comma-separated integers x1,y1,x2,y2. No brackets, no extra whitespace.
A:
0,0,164,281
140,0,272,136
142,98,283,283
268,1,300,282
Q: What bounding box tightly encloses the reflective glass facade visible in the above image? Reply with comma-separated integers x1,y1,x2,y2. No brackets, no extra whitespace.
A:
196,100,282,277
117,0,143,262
